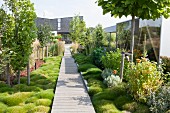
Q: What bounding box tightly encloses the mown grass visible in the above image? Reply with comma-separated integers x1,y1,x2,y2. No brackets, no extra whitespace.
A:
74,53,150,113
0,56,62,113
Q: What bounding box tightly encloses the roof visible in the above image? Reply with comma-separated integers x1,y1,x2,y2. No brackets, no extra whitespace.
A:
104,25,116,33
35,16,83,34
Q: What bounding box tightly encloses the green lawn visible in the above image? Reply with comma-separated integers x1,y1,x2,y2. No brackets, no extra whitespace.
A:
0,56,62,113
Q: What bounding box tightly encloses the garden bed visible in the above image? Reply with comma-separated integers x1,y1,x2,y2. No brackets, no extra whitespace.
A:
0,56,62,113
73,53,150,113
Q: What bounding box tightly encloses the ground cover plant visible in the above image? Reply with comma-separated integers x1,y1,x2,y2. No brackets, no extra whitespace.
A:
73,53,150,113
0,56,62,113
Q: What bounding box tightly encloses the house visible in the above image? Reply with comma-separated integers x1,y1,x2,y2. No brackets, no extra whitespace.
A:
35,16,83,43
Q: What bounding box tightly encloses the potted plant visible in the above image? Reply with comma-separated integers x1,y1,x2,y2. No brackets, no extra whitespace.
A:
55,35,62,41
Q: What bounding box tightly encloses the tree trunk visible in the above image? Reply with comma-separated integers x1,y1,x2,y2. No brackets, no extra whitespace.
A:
6,63,10,86
17,70,20,84
42,47,44,60
108,32,111,51
27,59,30,85
130,15,135,62
46,46,48,57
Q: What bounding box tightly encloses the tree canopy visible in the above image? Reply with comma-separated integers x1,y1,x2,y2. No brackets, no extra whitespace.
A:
2,0,37,72
69,15,86,43
97,0,170,62
37,23,51,47
97,0,170,19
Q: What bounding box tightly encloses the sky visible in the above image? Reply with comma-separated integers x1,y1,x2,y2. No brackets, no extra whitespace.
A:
1,0,131,28
30,0,132,28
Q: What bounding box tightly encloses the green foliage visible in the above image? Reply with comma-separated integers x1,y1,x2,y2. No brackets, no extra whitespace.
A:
88,78,105,88
101,68,113,79
0,56,61,112
97,0,170,62
93,84,126,101
161,56,170,74
88,86,103,96
78,63,96,72
37,23,51,47
0,87,14,93
147,85,170,113
34,89,54,100
122,102,150,113
2,92,33,106
2,0,37,71
126,60,163,102
93,24,106,47
13,84,42,92
92,99,122,113
114,95,133,109
97,0,170,20
84,27,95,55
55,35,62,39
49,42,58,56
101,50,122,72
92,47,105,68
73,53,92,64
30,105,50,113
83,68,102,75
35,99,52,106
23,103,36,112
0,102,8,113
83,73,103,81
104,75,121,87
116,23,131,50
25,97,39,104
69,15,86,43
87,78,106,96
6,106,27,113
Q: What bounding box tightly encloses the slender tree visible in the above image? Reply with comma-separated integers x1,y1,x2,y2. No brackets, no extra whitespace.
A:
97,0,170,62
37,23,51,59
94,24,105,48
69,15,86,43
3,0,37,84
0,7,15,85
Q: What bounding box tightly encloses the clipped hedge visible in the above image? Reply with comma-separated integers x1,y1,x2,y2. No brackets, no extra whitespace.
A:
78,63,97,72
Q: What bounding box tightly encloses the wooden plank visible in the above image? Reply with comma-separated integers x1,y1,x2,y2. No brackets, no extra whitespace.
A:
51,44,95,113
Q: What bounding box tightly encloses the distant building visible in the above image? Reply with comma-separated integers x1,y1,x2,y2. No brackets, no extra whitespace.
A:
35,16,83,35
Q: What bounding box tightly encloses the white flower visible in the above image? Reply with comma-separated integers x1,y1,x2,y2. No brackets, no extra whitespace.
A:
0,51,2,54
10,51,13,54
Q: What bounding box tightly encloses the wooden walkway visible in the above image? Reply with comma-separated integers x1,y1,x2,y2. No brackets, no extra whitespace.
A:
51,44,96,113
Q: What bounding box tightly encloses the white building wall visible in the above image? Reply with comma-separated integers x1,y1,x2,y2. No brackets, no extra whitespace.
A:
160,17,170,57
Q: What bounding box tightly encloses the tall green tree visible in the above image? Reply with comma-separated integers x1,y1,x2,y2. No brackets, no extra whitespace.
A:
0,7,15,85
3,0,37,84
94,24,105,48
69,15,86,43
83,28,94,55
97,0,170,62
37,23,51,47
37,23,51,59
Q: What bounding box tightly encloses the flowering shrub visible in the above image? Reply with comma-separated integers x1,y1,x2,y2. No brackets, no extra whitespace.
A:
101,49,129,77
126,59,163,103
101,49,121,71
